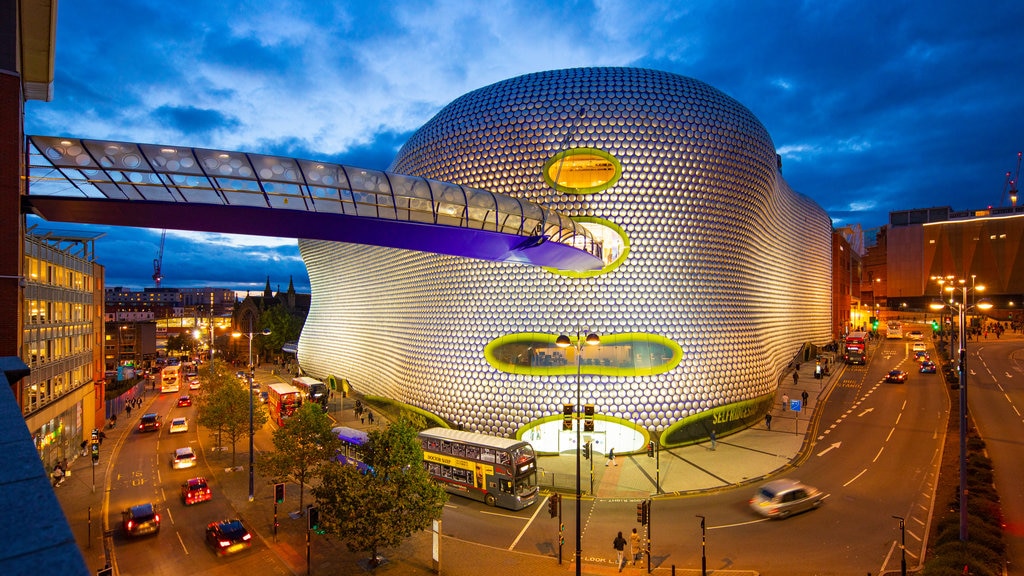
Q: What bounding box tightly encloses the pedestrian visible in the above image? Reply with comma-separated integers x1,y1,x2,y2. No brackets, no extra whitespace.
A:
765,412,772,430
126,404,132,418
629,527,641,565
367,410,374,425
709,429,716,451
793,370,799,385
801,390,809,410
782,394,789,411
613,530,627,571
606,447,617,467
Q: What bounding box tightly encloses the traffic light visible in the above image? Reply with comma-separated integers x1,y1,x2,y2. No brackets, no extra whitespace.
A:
275,482,286,504
562,404,573,430
582,442,591,460
636,500,650,525
583,403,595,431
307,506,320,531
931,320,940,331
91,440,99,463
548,494,559,518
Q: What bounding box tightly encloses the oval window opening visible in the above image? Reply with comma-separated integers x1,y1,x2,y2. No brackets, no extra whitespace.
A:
548,216,629,278
543,148,621,194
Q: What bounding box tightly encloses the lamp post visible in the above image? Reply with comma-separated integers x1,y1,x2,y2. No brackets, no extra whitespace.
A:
930,279,992,541
234,324,272,502
556,329,600,576
893,515,906,576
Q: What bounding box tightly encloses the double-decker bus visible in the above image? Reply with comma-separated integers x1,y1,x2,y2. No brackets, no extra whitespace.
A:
331,426,372,474
265,382,302,426
292,376,329,411
160,365,182,393
885,322,903,339
843,331,869,365
418,427,539,510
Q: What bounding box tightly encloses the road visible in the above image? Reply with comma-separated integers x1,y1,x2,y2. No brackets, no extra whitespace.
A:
966,338,1024,574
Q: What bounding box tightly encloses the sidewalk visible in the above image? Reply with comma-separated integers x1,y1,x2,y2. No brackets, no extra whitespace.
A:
55,357,840,576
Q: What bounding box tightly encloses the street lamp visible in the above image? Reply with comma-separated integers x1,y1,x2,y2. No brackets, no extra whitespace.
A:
930,278,992,541
556,329,599,576
234,324,272,502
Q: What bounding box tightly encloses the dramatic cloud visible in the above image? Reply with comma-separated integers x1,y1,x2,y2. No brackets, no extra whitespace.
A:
24,1,1024,291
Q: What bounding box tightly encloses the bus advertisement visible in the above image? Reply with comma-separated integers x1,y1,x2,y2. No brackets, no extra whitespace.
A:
292,376,329,411
418,427,538,511
160,365,182,393
266,382,302,426
844,331,869,365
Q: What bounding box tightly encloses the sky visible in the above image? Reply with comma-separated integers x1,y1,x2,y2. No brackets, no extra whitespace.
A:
24,1,1024,295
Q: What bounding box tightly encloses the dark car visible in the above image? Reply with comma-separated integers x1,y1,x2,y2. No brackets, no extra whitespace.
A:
885,370,908,383
138,413,160,432
122,503,161,537
920,361,937,374
177,395,192,407
206,519,252,556
181,477,212,505
914,351,930,362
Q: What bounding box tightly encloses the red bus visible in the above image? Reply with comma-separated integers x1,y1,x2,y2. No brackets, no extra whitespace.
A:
265,382,302,426
843,331,869,365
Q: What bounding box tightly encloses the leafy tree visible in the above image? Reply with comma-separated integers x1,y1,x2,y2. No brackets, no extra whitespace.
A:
260,401,339,511
312,418,447,565
195,359,268,466
256,305,301,364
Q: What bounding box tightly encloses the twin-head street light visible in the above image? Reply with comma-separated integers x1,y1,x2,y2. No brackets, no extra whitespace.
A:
555,330,599,576
233,325,272,502
929,277,992,542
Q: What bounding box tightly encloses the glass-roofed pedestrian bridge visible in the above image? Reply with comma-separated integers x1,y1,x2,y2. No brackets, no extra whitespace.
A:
22,136,604,272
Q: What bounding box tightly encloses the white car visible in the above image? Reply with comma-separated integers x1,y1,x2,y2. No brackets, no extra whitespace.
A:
169,417,189,434
908,330,924,340
912,342,927,352
172,447,197,469
189,379,201,390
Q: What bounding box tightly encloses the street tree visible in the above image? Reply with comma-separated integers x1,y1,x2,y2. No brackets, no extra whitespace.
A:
196,368,267,466
312,417,447,566
255,305,300,365
260,401,339,511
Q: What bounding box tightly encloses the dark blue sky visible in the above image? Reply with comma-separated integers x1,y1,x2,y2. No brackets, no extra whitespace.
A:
24,1,1024,293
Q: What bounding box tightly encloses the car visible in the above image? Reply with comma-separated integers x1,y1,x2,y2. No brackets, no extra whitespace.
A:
885,369,908,383
169,417,189,434
189,379,201,390
177,395,192,407
122,502,161,537
920,361,937,374
749,479,824,519
914,351,930,362
138,413,160,432
181,477,212,505
259,391,269,404
206,519,253,555
172,446,197,469
912,341,927,352
908,330,924,340
235,371,246,381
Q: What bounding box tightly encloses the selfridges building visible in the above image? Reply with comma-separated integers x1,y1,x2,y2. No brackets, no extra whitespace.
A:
298,67,831,449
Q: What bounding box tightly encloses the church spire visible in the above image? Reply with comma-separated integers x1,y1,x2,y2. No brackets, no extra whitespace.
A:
263,276,272,298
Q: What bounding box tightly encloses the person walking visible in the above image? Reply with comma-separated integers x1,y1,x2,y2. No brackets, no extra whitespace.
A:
765,412,772,430
629,527,641,565
613,531,627,571
793,370,799,385
606,447,617,467
782,394,789,411
801,390,809,410
126,404,132,418
709,429,717,451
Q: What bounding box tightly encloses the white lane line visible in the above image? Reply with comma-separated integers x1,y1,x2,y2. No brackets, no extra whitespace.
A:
844,469,868,487
508,496,547,550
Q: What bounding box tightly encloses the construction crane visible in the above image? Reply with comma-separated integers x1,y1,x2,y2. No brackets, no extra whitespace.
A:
152,230,166,288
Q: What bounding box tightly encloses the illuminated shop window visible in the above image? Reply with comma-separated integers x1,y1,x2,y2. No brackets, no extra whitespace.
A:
484,332,681,377
543,148,621,194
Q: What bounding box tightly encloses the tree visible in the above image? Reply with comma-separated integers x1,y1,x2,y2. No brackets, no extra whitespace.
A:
195,359,268,466
260,401,339,511
256,305,301,364
312,418,447,565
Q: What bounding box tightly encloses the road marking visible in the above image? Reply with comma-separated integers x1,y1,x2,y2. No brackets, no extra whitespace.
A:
816,442,841,456
843,468,867,486
480,510,528,520
858,408,874,417
508,496,546,550
177,530,189,554
872,446,885,463
708,517,769,529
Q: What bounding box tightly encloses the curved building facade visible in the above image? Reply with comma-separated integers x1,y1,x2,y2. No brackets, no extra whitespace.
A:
298,67,831,445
